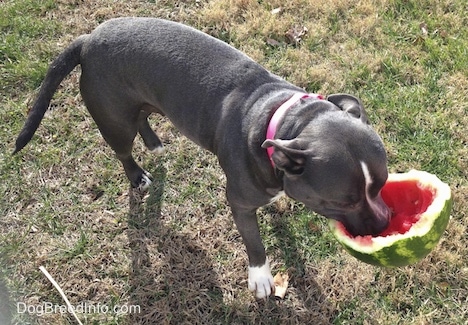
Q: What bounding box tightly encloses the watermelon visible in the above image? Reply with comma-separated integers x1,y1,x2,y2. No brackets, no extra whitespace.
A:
329,170,452,267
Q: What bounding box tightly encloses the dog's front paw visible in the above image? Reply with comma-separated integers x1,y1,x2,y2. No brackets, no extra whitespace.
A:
248,259,275,299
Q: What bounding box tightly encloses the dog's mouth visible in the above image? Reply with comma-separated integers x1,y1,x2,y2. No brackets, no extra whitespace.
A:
327,214,388,237
338,217,389,237
322,196,391,237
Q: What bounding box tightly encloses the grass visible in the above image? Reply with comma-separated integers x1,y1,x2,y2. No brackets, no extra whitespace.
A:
1,0,467,324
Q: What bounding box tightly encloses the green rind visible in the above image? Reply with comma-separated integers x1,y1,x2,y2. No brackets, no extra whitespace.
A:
339,197,451,267
330,171,452,267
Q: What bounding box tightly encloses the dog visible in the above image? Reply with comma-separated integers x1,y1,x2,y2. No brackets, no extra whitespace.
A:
14,18,391,299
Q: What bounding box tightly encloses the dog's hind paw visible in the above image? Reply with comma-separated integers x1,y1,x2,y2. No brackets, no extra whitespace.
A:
137,172,153,191
149,145,164,155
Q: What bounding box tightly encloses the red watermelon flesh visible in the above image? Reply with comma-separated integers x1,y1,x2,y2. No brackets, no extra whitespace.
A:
340,180,435,241
379,180,435,236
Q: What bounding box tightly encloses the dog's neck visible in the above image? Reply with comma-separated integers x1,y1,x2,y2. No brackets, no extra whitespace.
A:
265,92,325,167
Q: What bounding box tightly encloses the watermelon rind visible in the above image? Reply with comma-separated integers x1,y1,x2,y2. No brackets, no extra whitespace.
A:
329,170,452,267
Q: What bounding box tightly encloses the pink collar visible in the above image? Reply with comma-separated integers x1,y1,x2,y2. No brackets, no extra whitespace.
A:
266,92,325,167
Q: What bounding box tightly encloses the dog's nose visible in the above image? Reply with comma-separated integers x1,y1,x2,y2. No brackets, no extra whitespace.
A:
347,220,386,237
344,204,391,237
367,193,392,235
371,214,390,235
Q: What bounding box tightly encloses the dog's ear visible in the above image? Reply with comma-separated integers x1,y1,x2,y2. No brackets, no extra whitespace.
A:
262,139,306,175
327,93,368,123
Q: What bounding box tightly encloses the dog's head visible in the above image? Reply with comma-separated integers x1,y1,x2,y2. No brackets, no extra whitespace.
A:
262,94,391,236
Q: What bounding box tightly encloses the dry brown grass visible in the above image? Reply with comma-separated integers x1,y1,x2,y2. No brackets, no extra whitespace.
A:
1,0,467,324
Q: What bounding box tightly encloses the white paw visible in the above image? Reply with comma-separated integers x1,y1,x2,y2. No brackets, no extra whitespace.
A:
137,172,153,191
149,145,165,155
248,259,275,299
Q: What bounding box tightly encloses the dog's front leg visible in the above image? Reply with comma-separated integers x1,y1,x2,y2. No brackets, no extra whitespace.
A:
230,204,275,299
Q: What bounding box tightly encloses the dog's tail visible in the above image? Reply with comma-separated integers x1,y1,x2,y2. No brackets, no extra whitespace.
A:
13,35,88,154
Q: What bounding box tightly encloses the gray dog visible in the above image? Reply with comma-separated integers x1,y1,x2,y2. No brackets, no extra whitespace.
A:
14,18,391,299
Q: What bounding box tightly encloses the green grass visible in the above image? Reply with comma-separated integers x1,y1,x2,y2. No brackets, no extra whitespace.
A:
0,0,60,94
1,0,467,324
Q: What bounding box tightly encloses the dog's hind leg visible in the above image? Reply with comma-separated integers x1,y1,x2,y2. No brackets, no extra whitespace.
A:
138,111,164,154
82,99,153,190
103,122,153,190
102,121,152,190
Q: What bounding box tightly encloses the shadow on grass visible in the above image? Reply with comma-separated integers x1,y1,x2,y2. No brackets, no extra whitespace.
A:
126,163,225,324
126,163,335,324
267,207,336,324
0,276,13,325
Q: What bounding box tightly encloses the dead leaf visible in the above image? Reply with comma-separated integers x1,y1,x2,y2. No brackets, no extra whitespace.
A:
285,25,308,44
266,38,281,47
419,22,428,36
271,7,282,15
273,271,289,299
308,220,320,233
437,281,450,295
412,35,425,45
